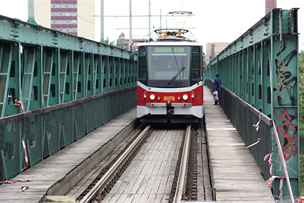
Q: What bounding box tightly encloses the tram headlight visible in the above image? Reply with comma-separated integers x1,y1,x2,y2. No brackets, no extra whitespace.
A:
182,94,189,101
149,94,156,101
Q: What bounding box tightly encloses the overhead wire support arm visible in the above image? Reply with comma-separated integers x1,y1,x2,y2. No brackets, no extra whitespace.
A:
93,14,195,18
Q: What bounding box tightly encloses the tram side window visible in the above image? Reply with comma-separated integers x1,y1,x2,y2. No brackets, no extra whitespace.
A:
190,46,202,85
138,47,148,83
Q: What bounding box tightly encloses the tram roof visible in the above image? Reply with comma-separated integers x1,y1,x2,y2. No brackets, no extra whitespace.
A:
136,41,201,47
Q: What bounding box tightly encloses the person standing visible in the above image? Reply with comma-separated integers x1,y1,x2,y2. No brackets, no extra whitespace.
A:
13,96,25,112
213,74,222,105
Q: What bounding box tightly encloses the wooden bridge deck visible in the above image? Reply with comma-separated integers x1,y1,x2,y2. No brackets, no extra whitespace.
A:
204,87,274,202
0,110,135,203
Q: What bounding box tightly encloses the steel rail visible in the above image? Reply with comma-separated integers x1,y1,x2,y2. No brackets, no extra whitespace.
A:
78,125,151,203
172,125,191,203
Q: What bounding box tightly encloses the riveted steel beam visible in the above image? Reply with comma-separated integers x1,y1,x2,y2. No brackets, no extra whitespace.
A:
0,15,132,59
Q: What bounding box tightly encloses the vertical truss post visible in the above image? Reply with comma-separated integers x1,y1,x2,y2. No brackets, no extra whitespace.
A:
271,9,299,199
300,40,304,197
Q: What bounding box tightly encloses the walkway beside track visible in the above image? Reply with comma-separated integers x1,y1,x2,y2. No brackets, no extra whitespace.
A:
204,87,274,202
0,110,135,203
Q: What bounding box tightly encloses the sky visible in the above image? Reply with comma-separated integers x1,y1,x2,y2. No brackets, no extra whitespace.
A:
0,0,303,51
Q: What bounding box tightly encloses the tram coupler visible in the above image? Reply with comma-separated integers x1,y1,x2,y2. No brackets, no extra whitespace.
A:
167,103,174,115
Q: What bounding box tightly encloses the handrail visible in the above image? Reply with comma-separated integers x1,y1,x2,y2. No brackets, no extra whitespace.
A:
222,86,272,125
272,120,295,203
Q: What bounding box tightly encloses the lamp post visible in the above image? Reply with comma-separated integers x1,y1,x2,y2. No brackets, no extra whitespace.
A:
28,0,37,24
129,0,133,49
100,0,104,42
148,0,151,39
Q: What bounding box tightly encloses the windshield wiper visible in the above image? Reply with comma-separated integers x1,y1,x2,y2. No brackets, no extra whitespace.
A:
168,66,186,85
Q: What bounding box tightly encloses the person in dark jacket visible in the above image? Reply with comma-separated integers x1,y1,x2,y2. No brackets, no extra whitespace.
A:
213,74,221,105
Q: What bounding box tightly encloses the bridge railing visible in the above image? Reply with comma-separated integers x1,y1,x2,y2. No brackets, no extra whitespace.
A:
205,8,299,200
0,15,137,180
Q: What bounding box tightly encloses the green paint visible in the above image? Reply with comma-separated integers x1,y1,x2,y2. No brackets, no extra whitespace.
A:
206,9,299,199
299,51,304,196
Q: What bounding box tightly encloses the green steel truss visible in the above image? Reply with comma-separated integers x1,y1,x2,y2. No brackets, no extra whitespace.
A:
0,15,136,116
205,9,299,199
0,15,137,180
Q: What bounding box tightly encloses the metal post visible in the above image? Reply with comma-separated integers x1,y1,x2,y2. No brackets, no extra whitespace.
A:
28,0,36,24
100,0,104,42
159,9,162,29
129,0,133,49
148,0,151,39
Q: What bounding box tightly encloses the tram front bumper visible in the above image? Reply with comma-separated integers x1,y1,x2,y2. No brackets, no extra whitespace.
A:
137,103,203,119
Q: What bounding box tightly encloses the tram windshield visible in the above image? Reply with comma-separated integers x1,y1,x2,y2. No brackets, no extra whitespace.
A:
147,46,191,87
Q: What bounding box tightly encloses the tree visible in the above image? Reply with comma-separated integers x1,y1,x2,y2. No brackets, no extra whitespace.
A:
299,51,304,71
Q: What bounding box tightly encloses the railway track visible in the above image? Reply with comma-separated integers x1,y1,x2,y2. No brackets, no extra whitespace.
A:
78,126,151,202
44,124,213,203
170,126,214,203
43,122,151,202
171,125,192,203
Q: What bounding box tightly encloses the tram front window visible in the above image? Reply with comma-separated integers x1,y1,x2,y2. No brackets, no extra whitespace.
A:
147,46,191,87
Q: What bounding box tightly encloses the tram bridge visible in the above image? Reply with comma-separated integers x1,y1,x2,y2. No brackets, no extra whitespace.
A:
0,7,301,203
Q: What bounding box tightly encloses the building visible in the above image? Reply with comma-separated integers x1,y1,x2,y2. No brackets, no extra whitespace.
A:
50,0,78,35
77,0,95,40
206,42,229,64
116,32,147,50
116,33,129,49
34,0,95,40
265,0,277,14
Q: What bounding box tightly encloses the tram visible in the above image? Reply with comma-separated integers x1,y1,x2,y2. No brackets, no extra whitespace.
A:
136,29,204,124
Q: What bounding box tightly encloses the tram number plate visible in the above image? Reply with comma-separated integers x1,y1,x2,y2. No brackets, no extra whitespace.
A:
164,96,175,102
